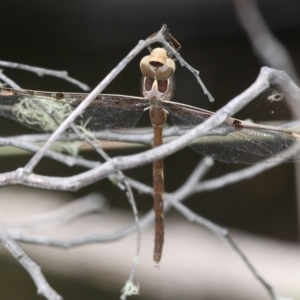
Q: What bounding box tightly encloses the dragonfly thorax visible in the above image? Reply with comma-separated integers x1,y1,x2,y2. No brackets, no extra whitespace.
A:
142,77,173,101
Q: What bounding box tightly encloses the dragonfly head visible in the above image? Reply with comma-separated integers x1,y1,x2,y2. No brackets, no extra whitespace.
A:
140,47,176,81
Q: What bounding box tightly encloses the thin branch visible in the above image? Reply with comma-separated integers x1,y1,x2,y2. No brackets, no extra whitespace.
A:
6,159,214,248
0,67,289,191
173,157,214,199
5,156,285,299
168,200,282,300
9,230,138,248
23,24,169,174
69,125,141,299
0,22,296,300
0,70,21,88
160,37,214,102
232,0,300,248
154,157,286,300
0,60,90,91
226,234,280,300
128,158,293,300
195,162,277,193
232,0,299,86
0,222,62,300
0,136,100,169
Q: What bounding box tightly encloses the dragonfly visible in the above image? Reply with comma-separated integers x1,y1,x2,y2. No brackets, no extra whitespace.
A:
0,34,300,264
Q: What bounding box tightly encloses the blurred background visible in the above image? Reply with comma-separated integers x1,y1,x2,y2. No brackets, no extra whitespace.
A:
0,0,300,299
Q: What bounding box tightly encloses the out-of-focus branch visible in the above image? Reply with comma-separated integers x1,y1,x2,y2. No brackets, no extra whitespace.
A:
232,0,299,86
6,193,107,232
232,0,300,243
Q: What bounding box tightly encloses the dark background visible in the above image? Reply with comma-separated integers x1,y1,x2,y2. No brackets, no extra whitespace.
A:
0,0,300,299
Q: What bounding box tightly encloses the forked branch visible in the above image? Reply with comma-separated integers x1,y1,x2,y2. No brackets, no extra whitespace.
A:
0,24,298,300
0,67,298,191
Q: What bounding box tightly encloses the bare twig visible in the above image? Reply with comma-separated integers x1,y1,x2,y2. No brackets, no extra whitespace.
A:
168,200,282,300
6,159,215,248
0,60,90,91
69,125,141,299
128,154,294,300
0,67,294,191
129,158,287,300
0,23,298,300
0,136,100,169
160,37,214,102
6,156,285,299
165,161,286,299
0,222,62,300
23,25,170,174
232,0,300,247
232,0,299,86
0,70,21,88
173,157,214,199
9,230,139,248
195,162,277,193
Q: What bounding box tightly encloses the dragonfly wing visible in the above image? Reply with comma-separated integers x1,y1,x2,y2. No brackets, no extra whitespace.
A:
74,95,149,140
0,88,149,140
0,89,64,132
164,101,300,164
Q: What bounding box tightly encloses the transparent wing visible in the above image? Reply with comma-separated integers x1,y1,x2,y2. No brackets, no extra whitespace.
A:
0,88,149,140
163,101,300,164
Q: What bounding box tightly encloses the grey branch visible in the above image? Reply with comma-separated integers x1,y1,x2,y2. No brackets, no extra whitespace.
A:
0,136,100,169
0,23,298,300
6,157,285,299
22,25,170,174
130,157,287,300
232,0,300,253
0,70,21,88
0,67,297,192
69,125,141,300
232,0,300,113
0,222,62,300
0,60,90,91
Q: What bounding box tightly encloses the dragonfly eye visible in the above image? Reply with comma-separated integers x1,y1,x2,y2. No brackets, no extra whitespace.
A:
140,55,155,79
154,58,175,80
140,48,176,80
